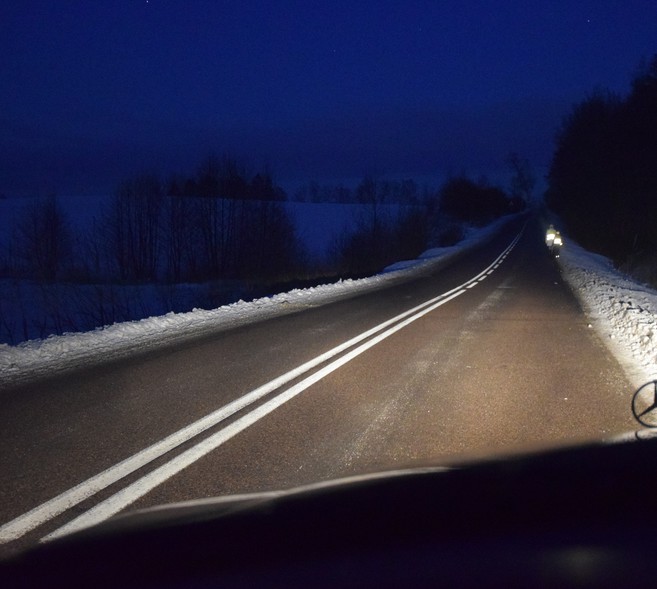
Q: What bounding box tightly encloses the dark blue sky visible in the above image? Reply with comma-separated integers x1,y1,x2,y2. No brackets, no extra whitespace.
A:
2,1,656,195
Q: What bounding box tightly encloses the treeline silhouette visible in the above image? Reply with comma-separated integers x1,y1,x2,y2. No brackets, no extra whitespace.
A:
1,155,524,343
114,160,299,285
546,54,657,283
439,176,524,226
4,157,302,286
331,176,432,277
293,177,431,205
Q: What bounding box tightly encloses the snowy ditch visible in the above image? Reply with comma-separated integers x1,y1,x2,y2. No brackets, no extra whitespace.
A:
557,240,657,389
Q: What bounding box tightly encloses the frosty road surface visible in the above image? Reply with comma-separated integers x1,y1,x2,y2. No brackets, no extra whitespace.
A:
0,213,641,556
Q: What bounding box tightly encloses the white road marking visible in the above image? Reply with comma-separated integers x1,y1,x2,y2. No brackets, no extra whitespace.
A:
0,230,521,543
45,288,469,540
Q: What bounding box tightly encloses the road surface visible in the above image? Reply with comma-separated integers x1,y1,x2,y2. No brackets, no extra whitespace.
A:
0,214,636,557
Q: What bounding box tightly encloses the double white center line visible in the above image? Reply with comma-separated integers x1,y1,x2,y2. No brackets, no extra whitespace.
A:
0,231,521,544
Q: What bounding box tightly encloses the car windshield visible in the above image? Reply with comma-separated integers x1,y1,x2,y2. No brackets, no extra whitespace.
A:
1,2,656,561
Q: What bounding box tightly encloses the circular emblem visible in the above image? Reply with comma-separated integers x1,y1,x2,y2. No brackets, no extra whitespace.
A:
632,381,657,427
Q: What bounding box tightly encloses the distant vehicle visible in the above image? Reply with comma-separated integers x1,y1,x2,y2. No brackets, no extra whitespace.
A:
546,224,563,257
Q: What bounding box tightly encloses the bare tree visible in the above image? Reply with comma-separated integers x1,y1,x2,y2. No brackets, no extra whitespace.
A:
507,152,536,204
13,195,72,282
110,174,163,282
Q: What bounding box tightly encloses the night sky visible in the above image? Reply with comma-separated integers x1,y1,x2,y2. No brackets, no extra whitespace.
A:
2,1,656,196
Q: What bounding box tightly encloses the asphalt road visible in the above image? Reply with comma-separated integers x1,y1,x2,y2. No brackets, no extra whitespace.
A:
0,214,636,557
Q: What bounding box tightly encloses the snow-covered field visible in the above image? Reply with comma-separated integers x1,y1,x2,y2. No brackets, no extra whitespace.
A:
2,214,656,392
0,195,427,344
0,217,508,387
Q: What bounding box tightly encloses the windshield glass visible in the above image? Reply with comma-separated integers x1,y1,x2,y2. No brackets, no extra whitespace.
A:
1,2,656,558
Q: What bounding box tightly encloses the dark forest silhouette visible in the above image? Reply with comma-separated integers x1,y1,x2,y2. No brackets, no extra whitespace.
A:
547,54,657,284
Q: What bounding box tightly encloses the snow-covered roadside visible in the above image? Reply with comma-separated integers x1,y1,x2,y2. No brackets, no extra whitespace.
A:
558,241,657,389
0,215,516,388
